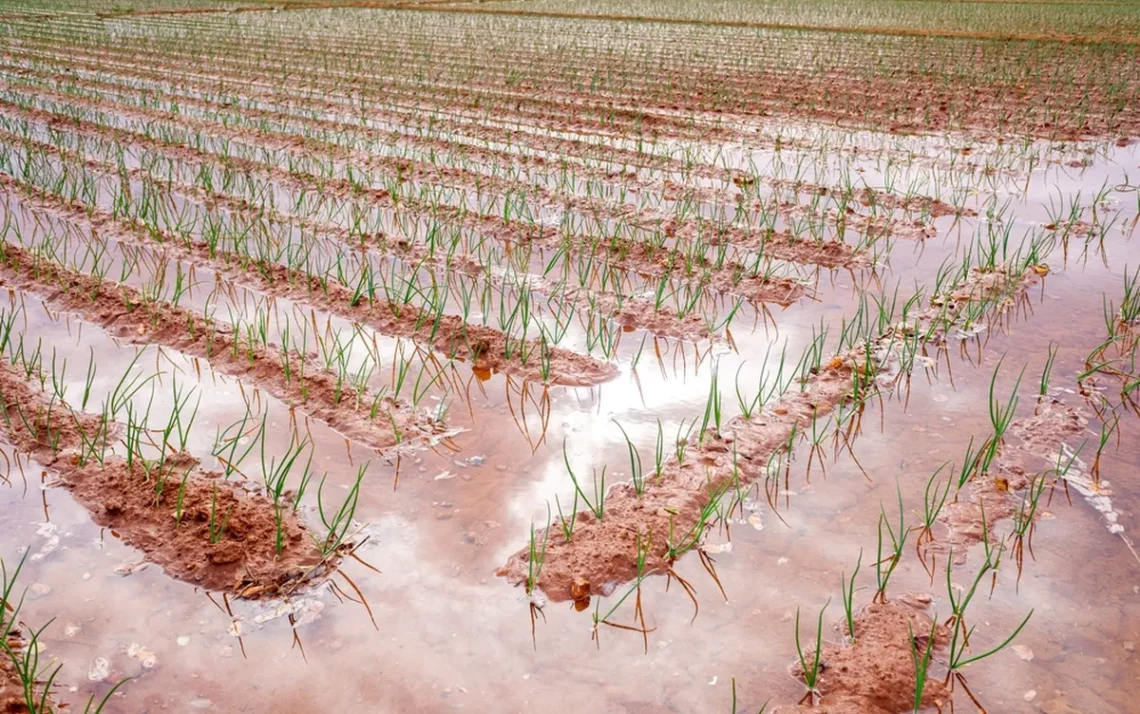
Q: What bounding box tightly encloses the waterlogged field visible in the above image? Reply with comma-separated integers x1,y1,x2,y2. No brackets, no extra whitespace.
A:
0,2,1138,713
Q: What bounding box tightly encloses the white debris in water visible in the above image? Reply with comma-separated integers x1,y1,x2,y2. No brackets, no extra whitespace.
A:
251,597,325,628
952,323,987,340
708,676,717,686
176,635,191,647
701,542,732,555
433,470,455,481
1012,644,1034,661
913,355,936,370
31,522,59,561
127,643,157,668
113,561,148,576
747,513,764,531
424,426,467,446
87,657,109,682
1058,444,1126,535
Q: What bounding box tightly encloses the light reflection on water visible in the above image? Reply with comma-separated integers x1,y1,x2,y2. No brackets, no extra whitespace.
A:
0,116,1137,714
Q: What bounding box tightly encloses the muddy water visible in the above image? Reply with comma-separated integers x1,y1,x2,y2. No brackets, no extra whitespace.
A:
1,125,1139,714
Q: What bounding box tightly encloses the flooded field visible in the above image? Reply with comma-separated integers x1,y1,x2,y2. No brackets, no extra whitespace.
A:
0,2,1138,713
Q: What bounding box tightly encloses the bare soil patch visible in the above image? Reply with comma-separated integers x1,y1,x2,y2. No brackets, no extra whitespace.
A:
781,597,949,714
0,362,336,598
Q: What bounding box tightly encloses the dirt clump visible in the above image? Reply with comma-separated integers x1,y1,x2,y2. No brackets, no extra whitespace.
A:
778,598,949,714
65,459,328,597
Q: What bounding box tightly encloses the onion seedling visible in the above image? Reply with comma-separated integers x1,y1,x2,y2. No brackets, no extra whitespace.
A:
874,483,907,603
526,505,551,595
916,461,952,547
208,485,233,544
316,461,368,556
563,439,605,520
841,549,862,642
555,490,579,543
1038,341,1058,401
979,358,1024,472
793,597,830,702
909,618,939,714
613,421,644,496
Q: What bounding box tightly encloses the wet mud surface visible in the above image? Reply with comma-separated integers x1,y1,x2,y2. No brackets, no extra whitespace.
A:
0,5,1137,714
781,597,949,714
0,363,337,597
498,355,863,601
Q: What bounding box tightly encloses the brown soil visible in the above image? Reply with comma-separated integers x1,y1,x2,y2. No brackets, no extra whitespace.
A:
0,175,617,387
855,188,977,220
0,631,34,714
0,360,108,457
779,597,949,714
0,71,907,309
1009,398,1088,455
38,1,1139,45
7,20,1134,151
0,62,947,204
0,125,747,345
500,260,1046,601
936,398,1088,558
498,351,865,601
65,458,328,597
406,6,1140,46
0,362,333,598
920,263,1046,345
0,77,866,277
697,223,862,270
1044,220,1091,238
0,241,446,453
